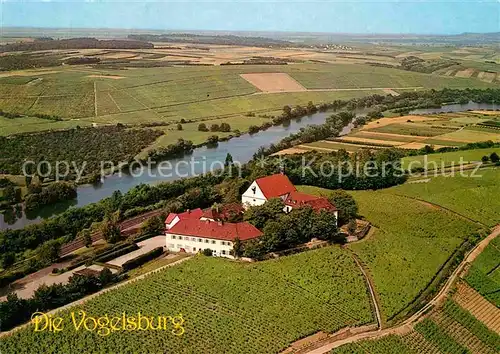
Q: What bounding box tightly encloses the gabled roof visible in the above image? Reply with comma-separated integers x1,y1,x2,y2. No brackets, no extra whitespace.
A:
254,174,296,199
284,191,338,212
168,219,262,241
165,208,204,225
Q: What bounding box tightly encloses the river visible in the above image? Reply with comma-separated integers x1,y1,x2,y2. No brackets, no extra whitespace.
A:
1,102,498,230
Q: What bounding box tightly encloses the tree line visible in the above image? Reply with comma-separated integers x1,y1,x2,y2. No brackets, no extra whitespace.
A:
0,38,153,52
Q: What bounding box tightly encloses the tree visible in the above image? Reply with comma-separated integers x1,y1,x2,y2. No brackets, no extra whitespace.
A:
283,105,292,118
232,237,242,258
210,124,220,132
202,248,213,256
99,267,114,286
311,210,341,243
176,124,183,131
481,155,490,163
219,123,231,132
37,239,61,264
3,185,20,204
198,123,208,132
243,198,285,229
207,135,219,145
1,252,16,269
80,228,92,248
224,153,234,167
101,214,121,244
490,152,499,163
327,190,358,225
140,215,164,236
306,101,317,114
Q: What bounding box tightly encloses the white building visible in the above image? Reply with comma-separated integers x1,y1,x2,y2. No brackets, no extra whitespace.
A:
242,173,338,224
165,219,262,258
241,173,297,208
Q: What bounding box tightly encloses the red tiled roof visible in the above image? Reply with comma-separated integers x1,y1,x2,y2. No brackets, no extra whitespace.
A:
255,174,296,199
285,191,337,212
168,219,262,241
165,208,204,224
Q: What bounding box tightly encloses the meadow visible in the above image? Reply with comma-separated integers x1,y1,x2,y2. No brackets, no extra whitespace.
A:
0,246,374,353
386,168,500,227
401,147,500,169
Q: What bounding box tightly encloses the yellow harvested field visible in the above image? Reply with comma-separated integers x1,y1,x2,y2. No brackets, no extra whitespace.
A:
338,136,405,146
437,130,500,143
86,75,126,80
100,52,139,59
353,131,429,141
240,73,307,92
399,142,450,150
454,68,475,78
271,147,309,156
469,110,500,115
361,115,435,130
0,70,60,78
477,72,497,83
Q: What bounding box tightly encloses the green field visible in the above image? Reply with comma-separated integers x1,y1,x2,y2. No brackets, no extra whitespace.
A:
435,128,500,143
385,168,500,227
366,123,458,137
0,246,374,353
1,62,497,139
288,63,496,90
401,147,500,169
298,169,496,321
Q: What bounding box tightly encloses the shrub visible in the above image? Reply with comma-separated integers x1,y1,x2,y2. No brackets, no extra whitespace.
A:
202,248,213,256
94,243,139,263
198,123,208,132
122,247,163,271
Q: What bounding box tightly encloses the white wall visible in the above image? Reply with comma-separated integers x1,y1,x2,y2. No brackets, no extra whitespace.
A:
165,232,234,258
241,181,267,208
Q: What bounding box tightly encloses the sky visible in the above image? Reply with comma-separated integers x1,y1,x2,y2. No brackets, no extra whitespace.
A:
0,0,498,35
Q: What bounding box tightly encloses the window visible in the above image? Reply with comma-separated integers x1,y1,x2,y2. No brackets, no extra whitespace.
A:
222,250,226,255
198,238,202,243
184,236,190,241
168,243,174,248
176,244,182,249
221,241,226,246
211,240,216,244
171,235,176,240
191,237,196,242
205,239,209,243
227,242,232,246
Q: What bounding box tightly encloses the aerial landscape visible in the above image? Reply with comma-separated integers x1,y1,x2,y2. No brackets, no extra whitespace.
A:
0,0,499,353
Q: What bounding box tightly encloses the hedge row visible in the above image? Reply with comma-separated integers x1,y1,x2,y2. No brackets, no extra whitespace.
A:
94,243,139,263
122,247,164,271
